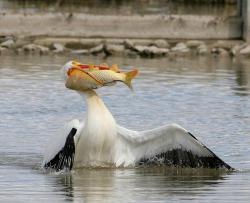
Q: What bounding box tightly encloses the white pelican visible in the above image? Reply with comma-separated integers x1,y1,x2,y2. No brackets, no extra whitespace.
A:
43,61,234,171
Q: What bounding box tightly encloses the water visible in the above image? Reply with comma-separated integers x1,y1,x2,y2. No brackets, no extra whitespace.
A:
0,54,249,202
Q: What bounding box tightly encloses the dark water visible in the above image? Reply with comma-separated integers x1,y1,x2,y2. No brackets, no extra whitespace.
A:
0,54,249,202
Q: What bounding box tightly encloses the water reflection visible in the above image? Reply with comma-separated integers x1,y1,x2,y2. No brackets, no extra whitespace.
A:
52,168,229,202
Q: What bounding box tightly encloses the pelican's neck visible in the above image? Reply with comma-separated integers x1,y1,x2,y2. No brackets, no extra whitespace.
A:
78,90,116,129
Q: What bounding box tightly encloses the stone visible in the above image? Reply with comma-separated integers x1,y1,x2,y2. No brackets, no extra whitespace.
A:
0,36,14,43
23,44,38,52
197,44,209,55
38,45,49,54
186,40,204,48
89,44,104,54
124,49,138,58
239,45,250,56
23,44,49,54
0,39,15,48
211,48,229,56
79,38,104,48
134,45,169,57
212,40,243,50
15,37,32,48
231,43,247,56
124,39,135,50
70,49,89,55
153,39,169,48
50,43,64,53
171,42,190,53
104,44,125,55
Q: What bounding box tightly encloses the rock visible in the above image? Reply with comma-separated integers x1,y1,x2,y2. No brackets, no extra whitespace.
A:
79,38,103,48
38,45,49,54
186,40,204,48
153,39,169,48
171,42,190,53
23,44,49,54
212,40,243,50
133,39,153,46
0,36,14,43
211,48,229,56
104,44,125,55
70,49,89,55
124,39,135,50
0,39,15,48
197,44,208,55
231,43,247,56
15,37,32,48
89,44,104,54
50,43,64,53
23,44,36,52
135,45,169,57
124,49,138,58
239,45,250,56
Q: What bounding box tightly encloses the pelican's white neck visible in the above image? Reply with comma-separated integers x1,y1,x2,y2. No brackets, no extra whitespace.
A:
78,90,115,125
74,90,117,167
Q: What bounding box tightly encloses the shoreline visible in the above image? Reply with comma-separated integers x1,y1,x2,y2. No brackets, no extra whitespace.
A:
0,36,249,58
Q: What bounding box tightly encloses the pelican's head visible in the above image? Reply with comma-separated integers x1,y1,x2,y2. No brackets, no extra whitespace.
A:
61,60,85,82
61,60,99,91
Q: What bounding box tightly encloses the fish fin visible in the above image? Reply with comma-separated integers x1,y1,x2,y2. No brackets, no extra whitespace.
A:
88,64,95,71
99,63,109,68
124,69,138,90
110,64,120,72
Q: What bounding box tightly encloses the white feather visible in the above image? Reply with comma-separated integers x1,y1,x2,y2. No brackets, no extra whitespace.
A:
43,90,222,169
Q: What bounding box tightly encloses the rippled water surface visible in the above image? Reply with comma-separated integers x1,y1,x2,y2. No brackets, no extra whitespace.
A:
0,55,249,202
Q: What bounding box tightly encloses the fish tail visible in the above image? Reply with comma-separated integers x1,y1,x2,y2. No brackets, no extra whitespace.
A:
124,69,138,90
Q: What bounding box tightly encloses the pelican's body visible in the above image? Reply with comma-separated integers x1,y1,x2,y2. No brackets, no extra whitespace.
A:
43,61,233,171
43,89,233,170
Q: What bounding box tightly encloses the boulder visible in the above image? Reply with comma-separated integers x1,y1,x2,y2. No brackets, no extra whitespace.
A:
89,44,104,54
239,45,250,56
50,43,64,53
70,49,89,55
153,39,169,48
171,42,190,53
231,43,247,56
104,44,125,55
135,45,169,57
0,39,15,48
212,40,243,50
197,44,209,55
186,40,204,48
23,44,49,54
124,39,135,50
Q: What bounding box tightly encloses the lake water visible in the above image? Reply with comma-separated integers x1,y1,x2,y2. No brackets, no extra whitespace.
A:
0,54,249,202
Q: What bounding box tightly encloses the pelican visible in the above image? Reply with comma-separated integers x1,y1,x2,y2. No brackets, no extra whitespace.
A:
43,61,234,171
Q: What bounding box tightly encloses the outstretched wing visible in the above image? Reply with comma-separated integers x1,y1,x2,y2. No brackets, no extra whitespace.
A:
43,119,83,171
117,124,233,169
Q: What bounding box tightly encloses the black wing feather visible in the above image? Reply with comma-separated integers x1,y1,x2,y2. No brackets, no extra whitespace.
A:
138,132,234,170
44,128,77,171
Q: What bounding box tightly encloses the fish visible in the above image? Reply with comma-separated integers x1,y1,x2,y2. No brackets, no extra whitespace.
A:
64,60,138,91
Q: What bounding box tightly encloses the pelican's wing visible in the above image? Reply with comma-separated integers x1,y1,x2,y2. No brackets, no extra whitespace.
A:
117,124,233,169
43,119,83,171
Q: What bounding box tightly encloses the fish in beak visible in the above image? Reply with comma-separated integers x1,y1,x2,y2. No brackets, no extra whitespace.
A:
63,60,138,91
